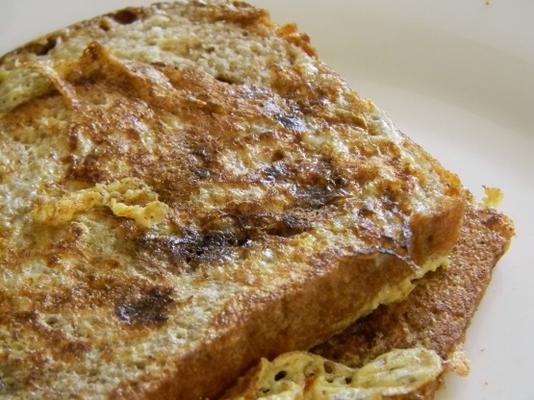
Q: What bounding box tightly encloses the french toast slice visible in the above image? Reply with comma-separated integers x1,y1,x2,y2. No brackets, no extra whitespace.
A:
224,206,514,399
313,206,514,399
0,2,464,399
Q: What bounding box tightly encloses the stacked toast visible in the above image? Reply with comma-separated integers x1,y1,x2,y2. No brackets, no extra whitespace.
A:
0,2,512,399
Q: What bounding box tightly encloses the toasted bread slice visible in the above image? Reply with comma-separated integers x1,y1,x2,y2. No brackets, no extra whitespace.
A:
0,2,464,399
314,206,514,399
224,206,514,399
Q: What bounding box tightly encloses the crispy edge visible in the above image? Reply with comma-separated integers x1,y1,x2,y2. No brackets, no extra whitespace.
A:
0,6,149,65
110,253,417,400
313,206,514,399
0,2,277,67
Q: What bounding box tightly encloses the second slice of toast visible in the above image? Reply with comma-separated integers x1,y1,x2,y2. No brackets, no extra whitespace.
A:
313,206,514,399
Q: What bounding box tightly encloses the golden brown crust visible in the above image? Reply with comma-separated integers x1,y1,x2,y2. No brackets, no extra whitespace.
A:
112,253,416,400
313,206,514,399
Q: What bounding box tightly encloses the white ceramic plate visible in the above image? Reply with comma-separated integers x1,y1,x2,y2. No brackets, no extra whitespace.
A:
1,1,533,399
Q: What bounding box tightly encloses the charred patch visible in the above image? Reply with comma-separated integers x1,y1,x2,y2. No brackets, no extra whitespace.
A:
226,208,314,240
116,287,174,327
293,172,349,208
138,229,247,269
263,157,350,208
290,159,349,208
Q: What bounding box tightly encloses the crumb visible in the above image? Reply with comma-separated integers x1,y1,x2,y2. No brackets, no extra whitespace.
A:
481,186,503,209
484,0,492,5
480,348,486,352
484,381,489,386
446,347,470,377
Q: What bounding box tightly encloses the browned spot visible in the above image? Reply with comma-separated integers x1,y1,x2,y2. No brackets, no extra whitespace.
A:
10,312,90,362
277,23,317,57
98,19,111,32
270,66,368,128
0,352,46,395
137,229,246,270
111,8,142,25
24,35,59,56
294,183,347,209
47,254,61,267
116,287,174,327
215,74,239,85
190,1,269,26
263,213,312,237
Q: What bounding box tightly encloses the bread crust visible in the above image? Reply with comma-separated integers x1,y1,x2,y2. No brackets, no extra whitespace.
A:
313,206,514,399
112,253,417,399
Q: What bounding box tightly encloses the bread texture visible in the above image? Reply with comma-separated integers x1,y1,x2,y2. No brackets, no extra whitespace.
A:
0,2,465,399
